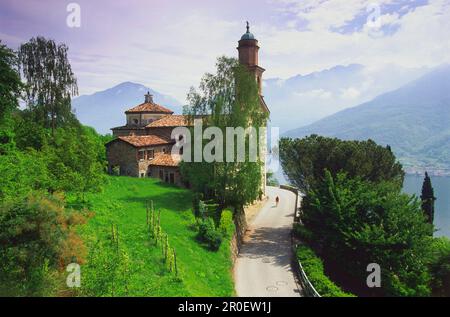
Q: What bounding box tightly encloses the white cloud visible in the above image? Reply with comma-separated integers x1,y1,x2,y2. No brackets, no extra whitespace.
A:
3,0,448,107
295,88,332,99
340,87,360,99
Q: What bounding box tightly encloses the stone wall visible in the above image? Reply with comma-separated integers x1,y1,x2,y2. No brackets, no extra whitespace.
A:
136,145,170,177
148,165,183,186
106,140,139,176
107,140,171,178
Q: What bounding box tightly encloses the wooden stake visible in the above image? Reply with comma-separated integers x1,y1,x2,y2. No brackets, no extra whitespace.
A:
146,203,149,227
173,248,178,276
116,225,119,252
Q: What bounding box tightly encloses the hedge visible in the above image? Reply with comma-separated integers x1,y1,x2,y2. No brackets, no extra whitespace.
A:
296,245,355,297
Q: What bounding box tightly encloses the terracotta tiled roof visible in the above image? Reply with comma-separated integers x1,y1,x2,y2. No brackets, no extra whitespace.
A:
146,115,191,128
125,102,174,114
115,135,172,147
149,153,180,167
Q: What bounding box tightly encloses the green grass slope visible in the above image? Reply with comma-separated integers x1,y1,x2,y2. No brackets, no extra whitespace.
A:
78,176,234,296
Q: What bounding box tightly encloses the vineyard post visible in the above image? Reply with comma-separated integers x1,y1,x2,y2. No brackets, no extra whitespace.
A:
174,248,178,276
116,225,119,253
164,234,169,260
146,202,149,227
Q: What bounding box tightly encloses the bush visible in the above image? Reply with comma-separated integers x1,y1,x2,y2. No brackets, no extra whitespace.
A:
430,237,450,296
296,245,354,297
197,218,222,251
301,170,433,296
0,192,86,296
219,209,234,238
293,223,313,243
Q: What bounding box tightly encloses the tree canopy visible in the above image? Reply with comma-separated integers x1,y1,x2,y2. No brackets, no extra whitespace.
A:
18,37,78,134
0,38,107,296
301,170,433,296
280,135,404,193
180,56,268,209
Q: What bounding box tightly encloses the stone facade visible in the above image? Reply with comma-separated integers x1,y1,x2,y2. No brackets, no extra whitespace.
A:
106,138,172,178
148,165,182,186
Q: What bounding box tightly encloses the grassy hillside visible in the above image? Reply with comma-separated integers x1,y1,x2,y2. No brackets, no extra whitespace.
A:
75,176,234,296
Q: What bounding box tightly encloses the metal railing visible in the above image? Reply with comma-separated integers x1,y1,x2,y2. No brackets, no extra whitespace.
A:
296,250,321,297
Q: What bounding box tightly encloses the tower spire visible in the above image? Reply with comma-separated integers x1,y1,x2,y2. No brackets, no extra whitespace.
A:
144,91,153,103
246,21,250,33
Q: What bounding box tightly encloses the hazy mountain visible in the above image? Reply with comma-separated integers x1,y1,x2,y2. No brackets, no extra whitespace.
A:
284,65,450,174
72,82,183,134
264,64,429,133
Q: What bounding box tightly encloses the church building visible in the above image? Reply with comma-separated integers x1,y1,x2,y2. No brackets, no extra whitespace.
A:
106,23,270,190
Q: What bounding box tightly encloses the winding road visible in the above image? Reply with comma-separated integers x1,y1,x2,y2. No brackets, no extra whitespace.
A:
234,186,301,297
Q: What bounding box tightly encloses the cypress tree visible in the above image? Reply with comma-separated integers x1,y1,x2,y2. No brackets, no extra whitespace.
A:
421,172,436,225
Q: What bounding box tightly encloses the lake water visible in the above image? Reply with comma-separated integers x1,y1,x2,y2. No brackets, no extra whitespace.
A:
403,175,450,238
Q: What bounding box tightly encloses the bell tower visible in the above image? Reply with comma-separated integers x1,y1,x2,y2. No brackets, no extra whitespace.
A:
237,21,266,96
237,22,269,113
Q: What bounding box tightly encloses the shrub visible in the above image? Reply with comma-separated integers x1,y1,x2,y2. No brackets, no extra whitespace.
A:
430,237,450,296
219,209,234,238
296,245,354,297
0,192,86,296
293,223,313,243
197,218,222,251
192,193,201,218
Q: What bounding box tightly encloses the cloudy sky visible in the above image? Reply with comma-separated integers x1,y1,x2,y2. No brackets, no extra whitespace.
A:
1,0,449,102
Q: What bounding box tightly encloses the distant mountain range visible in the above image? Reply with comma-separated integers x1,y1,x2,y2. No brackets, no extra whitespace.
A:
73,64,428,135
284,65,450,175
263,64,429,133
72,82,183,134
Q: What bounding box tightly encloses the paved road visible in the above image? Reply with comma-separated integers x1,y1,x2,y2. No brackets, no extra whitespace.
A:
234,186,301,297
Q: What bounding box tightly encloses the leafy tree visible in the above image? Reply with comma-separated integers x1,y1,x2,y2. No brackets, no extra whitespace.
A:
421,172,436,225
0,192,87,296
0,41,22,123
18,37,78,135
43,126,106,199
181,56,268,210
0,149,49,202
13,108,50,151
279,135,404,193
0,40,23,154
429,237,450,296
302,170,434,296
